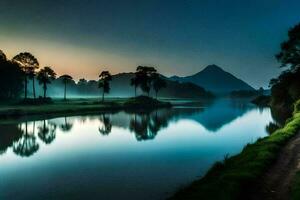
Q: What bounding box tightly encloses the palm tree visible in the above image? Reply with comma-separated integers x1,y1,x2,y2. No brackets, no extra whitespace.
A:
37,67,56,98
13,52,39,99
152,74,167,99
59,74,73,100
98,71,112,102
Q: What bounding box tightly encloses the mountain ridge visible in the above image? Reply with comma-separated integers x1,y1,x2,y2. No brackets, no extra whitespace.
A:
169,65,254,94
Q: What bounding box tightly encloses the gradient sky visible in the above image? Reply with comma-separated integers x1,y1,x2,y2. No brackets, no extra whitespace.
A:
1,0,300,88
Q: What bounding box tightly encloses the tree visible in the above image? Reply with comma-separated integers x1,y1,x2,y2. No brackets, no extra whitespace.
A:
270,23,300,117
98,71,112,102
135,66,157,96
276,23,300,70
0,52,23,100
37,67,56,98
13,52,39,99
130,76,140,97
152,73,167,99
59,74,73,100
0,50,7,62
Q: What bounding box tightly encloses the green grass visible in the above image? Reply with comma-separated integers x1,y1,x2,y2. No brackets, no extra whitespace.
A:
170,100,300,200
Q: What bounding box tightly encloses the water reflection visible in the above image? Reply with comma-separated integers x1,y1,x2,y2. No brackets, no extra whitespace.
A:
0,99,259,157
99,114,112,136
60,116,73,132
38,120,57,144
0,124,23,155
0,99,274,200
12,122,39,157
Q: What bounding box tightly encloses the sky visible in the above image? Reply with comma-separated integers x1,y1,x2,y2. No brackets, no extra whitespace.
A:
0,0,300,88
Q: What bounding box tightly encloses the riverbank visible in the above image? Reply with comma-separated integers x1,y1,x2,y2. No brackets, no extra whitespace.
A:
170,100,300,200
0,96,171,122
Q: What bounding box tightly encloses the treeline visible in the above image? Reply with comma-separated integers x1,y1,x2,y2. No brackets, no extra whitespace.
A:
0,50,167,101
269,23,300,115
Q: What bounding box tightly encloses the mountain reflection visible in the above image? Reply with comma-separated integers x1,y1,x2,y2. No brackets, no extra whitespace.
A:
0,99,256,157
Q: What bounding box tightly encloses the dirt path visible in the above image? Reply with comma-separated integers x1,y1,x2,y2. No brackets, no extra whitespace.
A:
248,131,300,200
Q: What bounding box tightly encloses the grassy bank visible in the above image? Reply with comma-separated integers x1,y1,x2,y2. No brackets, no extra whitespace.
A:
170,100,300,200
0,96,171,121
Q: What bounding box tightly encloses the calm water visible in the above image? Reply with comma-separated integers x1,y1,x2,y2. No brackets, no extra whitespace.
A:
0,99,273,200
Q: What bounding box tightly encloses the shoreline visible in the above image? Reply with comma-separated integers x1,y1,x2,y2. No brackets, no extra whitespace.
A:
169,100,300,200
0,97,172,124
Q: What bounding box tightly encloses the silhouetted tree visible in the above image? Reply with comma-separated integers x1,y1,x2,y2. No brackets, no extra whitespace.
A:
130,76,139,97
37,67,56,98
135,66,157,96
59,74,73,100
98,71,112,102
0,50,7,62
270,23,300,115
13,52,39,99
0,51,23,99
152,73,167,99
276,23,300,70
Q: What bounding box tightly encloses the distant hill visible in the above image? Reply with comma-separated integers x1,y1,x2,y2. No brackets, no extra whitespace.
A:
170,65,255,94
31,72,214,99
109,73,214,99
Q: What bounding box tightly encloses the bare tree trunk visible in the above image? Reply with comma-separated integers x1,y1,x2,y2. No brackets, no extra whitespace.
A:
64,83,67,100
33,121,36,135
24,75,28,99
102,89,104,102
43,82,47,98
32,78,36,99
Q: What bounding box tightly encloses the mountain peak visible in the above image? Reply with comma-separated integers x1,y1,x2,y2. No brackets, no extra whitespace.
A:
169,64,254,94
202,64,224,72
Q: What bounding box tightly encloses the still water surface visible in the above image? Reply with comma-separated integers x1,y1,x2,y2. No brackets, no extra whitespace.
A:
0,99,274,200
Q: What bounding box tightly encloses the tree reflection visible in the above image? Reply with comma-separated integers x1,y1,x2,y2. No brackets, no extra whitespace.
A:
60,117,73,132
99,114,112,136
38,120,57,144
13,121,39,157
129,110,169,141
0,124,23,155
